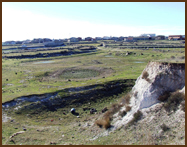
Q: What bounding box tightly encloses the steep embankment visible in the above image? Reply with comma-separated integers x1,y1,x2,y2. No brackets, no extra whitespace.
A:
114,61,185,128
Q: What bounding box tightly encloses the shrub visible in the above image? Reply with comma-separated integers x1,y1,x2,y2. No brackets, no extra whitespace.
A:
133,110,143,121
108,103,123,115
180,56,185,59
115,52,120,56
142,71,150,82
44,71,50,76
128,110,143,125
181,101,185,112
126,106,132,112
158,91,171,102
120,93,131,105
171,56,175,59
95,117,111,129
160,123,170,132
164,91,185,112
119,110,127,117
134,91,138,98
95,103,122,129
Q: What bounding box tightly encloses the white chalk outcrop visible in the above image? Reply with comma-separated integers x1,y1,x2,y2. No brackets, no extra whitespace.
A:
114,61,185,128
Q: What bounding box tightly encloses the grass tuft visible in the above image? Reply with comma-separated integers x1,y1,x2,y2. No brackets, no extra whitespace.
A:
163,90,185,112
95,117,111,129
128,110,143,125
125,106,132,112
119,110,127,117
160,123,170,132
181,101,185,112
158,91,171,102
120,92,131,105
95,103,122,129
142,71,150,82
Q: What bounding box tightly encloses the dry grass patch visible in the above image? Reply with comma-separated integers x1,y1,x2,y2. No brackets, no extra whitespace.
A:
95,117,111,129
128,110,143,125
120,92,131,105
163,90,185,112
142,71,150,82
158,91,171,102
181,101,185,112
160,123,170,132
95,103,122,129
125,106,132,112
118,110,127,117
134,91,138,98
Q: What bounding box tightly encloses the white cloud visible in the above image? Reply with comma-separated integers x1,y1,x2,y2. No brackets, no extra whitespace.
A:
2,7,185,42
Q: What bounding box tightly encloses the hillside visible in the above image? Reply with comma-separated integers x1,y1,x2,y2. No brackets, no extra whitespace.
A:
93,62,185,145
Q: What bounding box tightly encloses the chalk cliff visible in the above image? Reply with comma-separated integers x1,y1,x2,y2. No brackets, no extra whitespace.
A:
114,61,185,128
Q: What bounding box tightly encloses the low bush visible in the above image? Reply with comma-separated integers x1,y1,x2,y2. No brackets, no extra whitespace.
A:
158,91,171,102
108,103,123,115
120,93,131,105
115,52,120,56
128,110,143,125
142,71,150,82
134,91,138,98
181,101,185,112
95,103,122,129
119,110,127,117
125,106,132,112
160,123,170,132
164,91,185,112
95,117,111,129
180,56,185,59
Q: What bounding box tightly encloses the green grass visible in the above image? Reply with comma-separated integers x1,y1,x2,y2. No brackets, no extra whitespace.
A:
2,42,185,145
2,47,185,102
60,69,100,79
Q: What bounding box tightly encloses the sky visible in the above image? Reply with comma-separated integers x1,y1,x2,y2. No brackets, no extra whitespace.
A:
2,2,185,42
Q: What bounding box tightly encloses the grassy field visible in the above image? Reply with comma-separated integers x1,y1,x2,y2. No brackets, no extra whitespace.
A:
2,40,185,145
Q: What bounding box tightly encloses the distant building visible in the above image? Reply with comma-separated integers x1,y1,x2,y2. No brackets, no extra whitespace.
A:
155,35,165,40
69,37,79,42
77,37,82,41
43,38,52,42
3,41,16,45
15,41,23,44
95,37,102,40
44,39,64,47
168,35,183,40
103,36,111,40
125,37,134,42
111,37,119,41
125,36,153,42
22,40,31,44
85,37,92,41
118,36,125,41
31,38,40,43
140,34,156,37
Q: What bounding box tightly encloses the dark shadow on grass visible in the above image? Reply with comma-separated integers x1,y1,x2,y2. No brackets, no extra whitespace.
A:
71,112,79,116
3,79,136,115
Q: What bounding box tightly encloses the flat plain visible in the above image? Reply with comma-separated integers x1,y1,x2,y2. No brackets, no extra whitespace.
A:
2,40,185,145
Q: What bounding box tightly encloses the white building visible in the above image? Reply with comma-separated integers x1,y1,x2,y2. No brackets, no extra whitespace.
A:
103,36,111,40
140,34,156,37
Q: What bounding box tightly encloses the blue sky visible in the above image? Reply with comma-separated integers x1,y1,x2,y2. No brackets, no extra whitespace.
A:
2,2,185,41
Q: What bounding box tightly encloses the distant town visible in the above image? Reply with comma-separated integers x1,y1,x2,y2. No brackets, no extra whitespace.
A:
2,34,185,46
